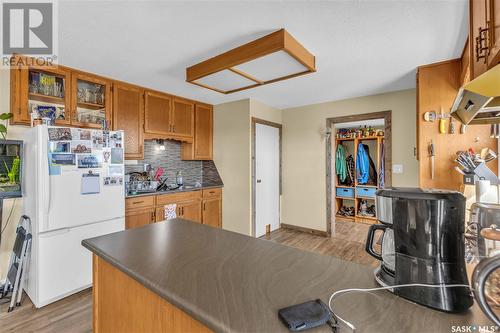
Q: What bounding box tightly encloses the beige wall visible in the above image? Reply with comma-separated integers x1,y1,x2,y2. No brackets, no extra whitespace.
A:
281,89,418,232
0,68,29,280
213,99,282,236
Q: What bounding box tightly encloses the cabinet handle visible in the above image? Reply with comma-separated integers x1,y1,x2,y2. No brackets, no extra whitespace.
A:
132,200,144,204
173,124,175,133
203,203,206,211
475,23,490,63
182,207,184,215
151,212,155,222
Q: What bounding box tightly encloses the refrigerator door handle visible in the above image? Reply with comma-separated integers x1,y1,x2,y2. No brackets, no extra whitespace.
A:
41,127,51,226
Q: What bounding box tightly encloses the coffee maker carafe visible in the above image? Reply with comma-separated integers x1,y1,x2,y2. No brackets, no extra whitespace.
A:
365,187,473,312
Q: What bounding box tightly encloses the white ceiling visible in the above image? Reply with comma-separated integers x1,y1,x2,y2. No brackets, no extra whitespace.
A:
57,0,468,109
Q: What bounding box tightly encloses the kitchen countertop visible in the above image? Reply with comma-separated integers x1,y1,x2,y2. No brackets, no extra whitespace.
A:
125,184,223,198
82,220,491,333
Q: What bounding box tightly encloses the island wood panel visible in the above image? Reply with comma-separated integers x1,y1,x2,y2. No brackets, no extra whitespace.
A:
417,59,498,190
92,255,212,333
182,104,213,160
112,82,144,159
172,99,195,138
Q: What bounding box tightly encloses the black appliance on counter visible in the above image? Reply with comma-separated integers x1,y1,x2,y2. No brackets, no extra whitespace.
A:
365,187,473,313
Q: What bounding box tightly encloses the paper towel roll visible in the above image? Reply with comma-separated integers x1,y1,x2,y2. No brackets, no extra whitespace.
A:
475,179,497,203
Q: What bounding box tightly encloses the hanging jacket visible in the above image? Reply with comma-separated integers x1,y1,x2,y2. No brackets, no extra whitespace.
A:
365,144,378,185
345,155,355,186
336,144,347,182
356,143,369,184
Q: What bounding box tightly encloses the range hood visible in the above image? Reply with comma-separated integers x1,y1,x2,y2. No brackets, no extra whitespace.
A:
451,64,500,125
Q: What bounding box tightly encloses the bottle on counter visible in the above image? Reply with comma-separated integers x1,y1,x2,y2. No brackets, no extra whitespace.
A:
176,170,183,186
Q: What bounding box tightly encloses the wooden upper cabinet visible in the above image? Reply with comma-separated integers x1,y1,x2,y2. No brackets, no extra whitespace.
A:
144,90,172,136
71,72,112,128
171,99,195,138
10,56,72,126
470,0,489,79
181,104,213,160
113,82,144,160
487,0,500,67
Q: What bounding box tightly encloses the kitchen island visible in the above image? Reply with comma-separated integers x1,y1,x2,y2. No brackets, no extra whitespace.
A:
82,220,491,333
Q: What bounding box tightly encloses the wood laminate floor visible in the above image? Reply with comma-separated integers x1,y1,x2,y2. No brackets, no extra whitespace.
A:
0,221,374,332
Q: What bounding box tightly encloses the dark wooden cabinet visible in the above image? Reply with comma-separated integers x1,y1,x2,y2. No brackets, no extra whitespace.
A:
113,82,144,160
144,90,172,136
182,103,213,160
172,99,195,139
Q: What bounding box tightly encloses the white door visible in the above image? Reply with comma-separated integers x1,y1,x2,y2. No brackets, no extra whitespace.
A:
255,123,280,237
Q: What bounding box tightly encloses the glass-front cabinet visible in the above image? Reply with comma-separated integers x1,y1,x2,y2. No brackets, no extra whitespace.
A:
10,58,72,126
10,55,112,129
71,73,111,128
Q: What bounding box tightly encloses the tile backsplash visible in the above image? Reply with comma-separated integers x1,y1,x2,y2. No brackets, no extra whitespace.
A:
125,140,222,186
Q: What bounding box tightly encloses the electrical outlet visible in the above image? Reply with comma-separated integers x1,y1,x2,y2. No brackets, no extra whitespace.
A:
393,164,403,174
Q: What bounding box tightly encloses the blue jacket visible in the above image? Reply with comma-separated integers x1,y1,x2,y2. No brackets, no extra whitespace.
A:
356,143,369,184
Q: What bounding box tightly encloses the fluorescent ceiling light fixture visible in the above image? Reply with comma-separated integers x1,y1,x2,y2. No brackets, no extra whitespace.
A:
186,29,315,94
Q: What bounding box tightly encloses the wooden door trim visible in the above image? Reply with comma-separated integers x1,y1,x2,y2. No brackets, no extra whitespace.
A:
325,111,392,237
251,117,282,238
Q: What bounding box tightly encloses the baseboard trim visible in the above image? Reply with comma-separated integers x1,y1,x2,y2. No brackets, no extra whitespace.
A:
281,223,329,237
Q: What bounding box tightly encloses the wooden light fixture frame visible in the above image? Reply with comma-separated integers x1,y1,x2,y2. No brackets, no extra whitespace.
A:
186,29,316,94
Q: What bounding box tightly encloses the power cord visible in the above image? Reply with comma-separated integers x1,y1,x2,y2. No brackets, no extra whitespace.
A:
0,198,16,245
328,283,471,332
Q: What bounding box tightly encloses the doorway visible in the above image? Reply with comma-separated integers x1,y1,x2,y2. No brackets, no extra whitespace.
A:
326,111,392,236
252,118,282,238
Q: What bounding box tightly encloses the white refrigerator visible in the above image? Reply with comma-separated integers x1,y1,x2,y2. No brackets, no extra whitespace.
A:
23,125,125,308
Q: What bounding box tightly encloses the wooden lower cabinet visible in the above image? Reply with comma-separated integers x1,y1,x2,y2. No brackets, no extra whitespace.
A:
202,197,221,228
127,188,222,228
125,207,155,229
178,200,202,223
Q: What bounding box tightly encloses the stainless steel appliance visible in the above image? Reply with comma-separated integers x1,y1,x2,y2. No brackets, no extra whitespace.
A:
365,188,473,313
468,203,500,325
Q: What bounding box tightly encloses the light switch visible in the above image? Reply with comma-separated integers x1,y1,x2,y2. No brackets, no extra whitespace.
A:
393,164,403,174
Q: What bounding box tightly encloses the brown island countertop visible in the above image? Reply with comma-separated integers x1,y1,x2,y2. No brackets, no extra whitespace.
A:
82,220,491,333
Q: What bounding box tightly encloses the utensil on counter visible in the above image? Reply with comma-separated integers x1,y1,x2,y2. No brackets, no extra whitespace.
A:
439,107,447,134
424,111,436,122
154,167,164,181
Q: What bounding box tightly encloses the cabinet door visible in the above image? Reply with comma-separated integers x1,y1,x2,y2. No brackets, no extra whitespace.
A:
113,83,144,159
181,103,213,160
179,200,202,223
470,0,489,79
488,0,500,66
125,208,155,229
172,99,194,139
11,55,72,126
144,91,172,136
71,72,112,128
202,197,221,228
155,207,165,222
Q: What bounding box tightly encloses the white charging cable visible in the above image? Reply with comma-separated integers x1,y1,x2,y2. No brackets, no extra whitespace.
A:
328,283,471,332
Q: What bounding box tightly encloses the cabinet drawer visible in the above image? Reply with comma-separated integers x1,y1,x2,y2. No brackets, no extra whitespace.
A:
336,187,355,198
125,196,155,210
156,190,201,205
202,187,221,198
356,186,377,198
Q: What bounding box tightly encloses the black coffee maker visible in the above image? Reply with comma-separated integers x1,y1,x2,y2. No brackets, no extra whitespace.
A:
365,187,473,312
